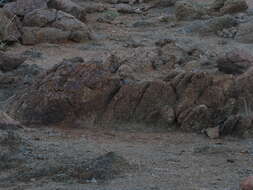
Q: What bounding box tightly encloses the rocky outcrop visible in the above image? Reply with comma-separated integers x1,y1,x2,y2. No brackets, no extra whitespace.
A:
5,54,253,136
2,0,91,45
6,60,122,125
21,9,90,44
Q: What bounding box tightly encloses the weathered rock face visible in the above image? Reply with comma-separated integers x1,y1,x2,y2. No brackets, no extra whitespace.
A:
22,9,91,44
6,55,253,135
6,60,122,125
0,8,21,42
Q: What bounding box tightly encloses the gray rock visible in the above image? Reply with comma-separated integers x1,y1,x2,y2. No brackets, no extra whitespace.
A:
204,127,220,139
235,21,253,43
217,49,253,75
0,8,21,42
0,51,26,72
22,9,91,44
23,9,57,27
48,0,86,22
220,0,248,15
0,111,21,130
175,0,206,21
15,0,48,16
178,15,237,35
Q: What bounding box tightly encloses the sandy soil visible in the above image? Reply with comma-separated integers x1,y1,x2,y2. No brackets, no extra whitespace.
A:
2,126,252,190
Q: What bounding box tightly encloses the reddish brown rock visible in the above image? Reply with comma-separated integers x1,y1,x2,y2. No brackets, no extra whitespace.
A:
4,53,253,135
241,176,253,190
6,60,121,125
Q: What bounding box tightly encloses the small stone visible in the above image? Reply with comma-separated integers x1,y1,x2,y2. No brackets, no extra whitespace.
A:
204,127,220,139
30,178,36,182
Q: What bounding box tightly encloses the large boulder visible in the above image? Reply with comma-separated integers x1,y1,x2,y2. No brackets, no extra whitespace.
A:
220,0,248,14
22,9,91,44
209,0,248,15
23,8,57,27
48,0,86,22
6,60,122,125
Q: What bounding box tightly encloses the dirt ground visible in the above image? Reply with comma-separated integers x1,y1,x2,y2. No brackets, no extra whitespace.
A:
1,126,252,190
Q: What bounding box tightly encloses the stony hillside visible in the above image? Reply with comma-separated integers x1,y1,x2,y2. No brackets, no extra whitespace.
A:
0,0,253,189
